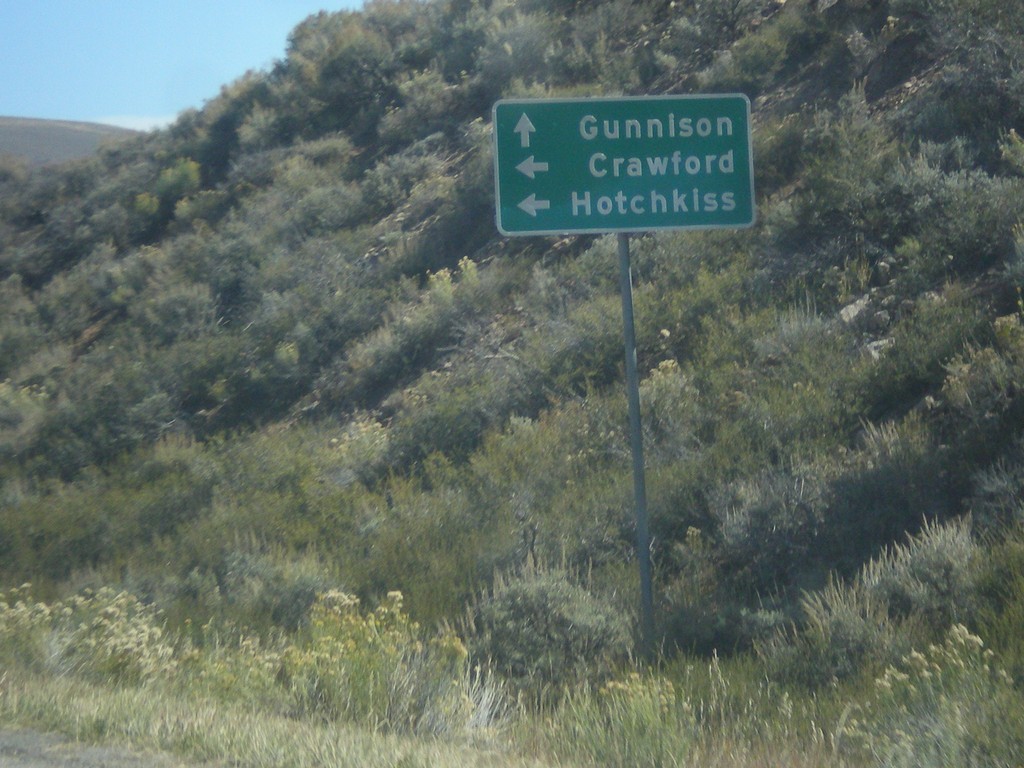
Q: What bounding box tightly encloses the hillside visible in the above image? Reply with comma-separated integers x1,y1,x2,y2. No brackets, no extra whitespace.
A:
2,0,1024,764
0,116,137,167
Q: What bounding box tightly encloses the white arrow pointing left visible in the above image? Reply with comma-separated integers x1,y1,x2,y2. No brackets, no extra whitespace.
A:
516,155,549,179
518,194,551,217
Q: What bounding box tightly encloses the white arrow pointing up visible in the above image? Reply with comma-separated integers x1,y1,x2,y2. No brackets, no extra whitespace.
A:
518,194,550,217
516,155,549,179
514,113,536,148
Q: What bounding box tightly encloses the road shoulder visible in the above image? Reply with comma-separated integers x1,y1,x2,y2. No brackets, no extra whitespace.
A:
0,727,195,768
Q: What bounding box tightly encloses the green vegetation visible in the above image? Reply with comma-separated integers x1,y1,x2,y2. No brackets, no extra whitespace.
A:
4,0,1024,764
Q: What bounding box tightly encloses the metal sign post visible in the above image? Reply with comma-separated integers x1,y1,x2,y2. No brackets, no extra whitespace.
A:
618,232,655,654
492,94,754,655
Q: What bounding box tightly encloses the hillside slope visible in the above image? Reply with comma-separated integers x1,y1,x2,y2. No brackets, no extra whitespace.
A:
0,116,137,167
1,0,1024,694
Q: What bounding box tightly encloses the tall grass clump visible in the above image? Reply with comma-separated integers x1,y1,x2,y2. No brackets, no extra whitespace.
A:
537,673,695,768
529,652,837,768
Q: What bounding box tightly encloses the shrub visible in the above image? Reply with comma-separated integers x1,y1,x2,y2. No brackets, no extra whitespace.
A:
703,4,832,97
0,275,44,376
973,526,1024,685
640,359,707,465
128,281,216,347
522,293,624,399
287,12,398,143
0,380,50,464
863,288,986,420
753,112,811,197
329,263,469,411
710,469,827,600
836,624,1024,766
216,550,329,632
893,161,1024,283
156,159,201,205
467,563,632,698
889,0,1024,166
378,69,459,148
790,88,902,249
703,19,788,96
662,0,773,73
940,331,1024,478
969,437,1024,534
859,517,980,632
473,10,555,99
762,572,906,688
361,147,444,217
762,518,982,687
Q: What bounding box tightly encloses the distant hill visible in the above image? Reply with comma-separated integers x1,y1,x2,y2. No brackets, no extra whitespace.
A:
0,116,138,166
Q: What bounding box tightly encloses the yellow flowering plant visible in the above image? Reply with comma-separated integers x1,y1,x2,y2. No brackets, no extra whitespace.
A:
177,623,288,710
0,585,177,685
836,624,1024,766
55,588,178,684
0,584,53,671
283,590,481,735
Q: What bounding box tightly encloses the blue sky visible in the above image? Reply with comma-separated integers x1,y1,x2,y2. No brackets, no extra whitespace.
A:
1,1,364,130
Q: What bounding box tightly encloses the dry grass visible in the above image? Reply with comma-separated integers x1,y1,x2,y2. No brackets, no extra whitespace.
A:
0,671,546,768
0,116,136,166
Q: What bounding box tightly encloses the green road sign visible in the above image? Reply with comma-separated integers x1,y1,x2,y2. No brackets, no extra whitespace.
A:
493,95,754,236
